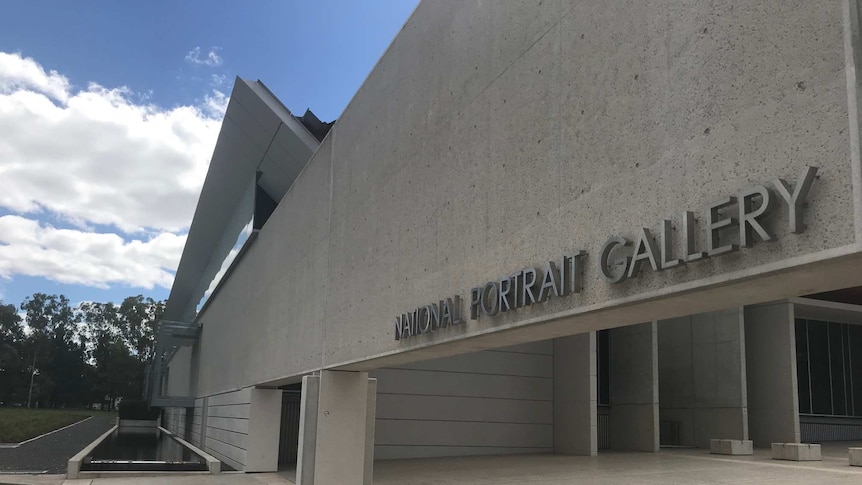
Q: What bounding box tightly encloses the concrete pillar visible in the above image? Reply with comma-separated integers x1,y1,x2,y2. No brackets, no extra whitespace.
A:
553,332,597,455
246,388,283,472
364,379,377,485
296,375,320,485
297,371,376,485
609,322,659,452
744,302,800,447
658,309,749,448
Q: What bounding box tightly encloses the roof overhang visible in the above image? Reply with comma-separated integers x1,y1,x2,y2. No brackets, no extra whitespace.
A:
163,78,321,322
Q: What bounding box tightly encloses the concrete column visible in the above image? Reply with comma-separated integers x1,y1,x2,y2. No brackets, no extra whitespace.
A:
298,371,375,485
296,375,320,485
246,388,283,472
658,309,749,448
744,302,800,447
553,332,597,455
364,378,377,485
609,322,659,452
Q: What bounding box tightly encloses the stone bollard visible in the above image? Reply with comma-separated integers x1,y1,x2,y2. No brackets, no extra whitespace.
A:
710,439,753,456
771,443,821,461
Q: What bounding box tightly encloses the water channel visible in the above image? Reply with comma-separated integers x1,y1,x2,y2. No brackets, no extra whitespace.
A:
81,428,208,472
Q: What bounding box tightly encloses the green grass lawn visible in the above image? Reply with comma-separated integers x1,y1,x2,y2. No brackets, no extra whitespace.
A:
0,408,113,443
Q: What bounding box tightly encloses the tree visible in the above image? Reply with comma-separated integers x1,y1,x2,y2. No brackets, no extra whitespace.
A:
21,294,87,407
79,296,165,403
117,296,164,363
0,303,24,404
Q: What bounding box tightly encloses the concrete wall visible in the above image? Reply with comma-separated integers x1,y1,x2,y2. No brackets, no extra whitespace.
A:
163,407,187,437
744,302,800,447
658,309,748,448
190,398,205,447
608,322,659,452
190,0,860,400
165,346,192,397
371,341,553,459
203,388,252,471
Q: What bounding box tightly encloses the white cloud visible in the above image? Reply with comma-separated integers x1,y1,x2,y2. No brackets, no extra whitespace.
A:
203,89,229,118
0,51,224,234
0,52,70,103
0,215,185,289
0,51,230,291
185,47,223,67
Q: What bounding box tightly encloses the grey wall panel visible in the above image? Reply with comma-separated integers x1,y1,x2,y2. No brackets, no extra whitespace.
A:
376,394,552,424
207,403,251,419
199,388,253,470
205,436,245,471
490,341,554,355
375,420,552,448
395,350,552,378
206,427,247,450
208,388,252,406
372,344,554,459
372,368,552,400
375,445,553,460
207,416,249,434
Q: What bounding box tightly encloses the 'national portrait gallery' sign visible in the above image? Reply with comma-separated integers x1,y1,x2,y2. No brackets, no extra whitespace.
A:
395,166,818,340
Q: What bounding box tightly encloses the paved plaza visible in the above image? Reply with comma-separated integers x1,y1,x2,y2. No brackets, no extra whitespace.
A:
1,444,861,485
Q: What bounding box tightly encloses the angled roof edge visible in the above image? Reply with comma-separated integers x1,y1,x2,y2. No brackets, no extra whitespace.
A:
163,78,320,322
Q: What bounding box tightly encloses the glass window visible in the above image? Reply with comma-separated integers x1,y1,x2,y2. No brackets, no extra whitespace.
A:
796,318,862,417
795,320,811,414
807,320,832,414
597,329,610,406
829,322,847,416
850,325,862,416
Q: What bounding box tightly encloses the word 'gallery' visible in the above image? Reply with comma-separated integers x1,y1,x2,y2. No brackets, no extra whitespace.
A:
151,2,862,484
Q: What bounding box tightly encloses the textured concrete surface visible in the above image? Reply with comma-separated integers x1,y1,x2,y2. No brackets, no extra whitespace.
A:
0,415,115,474
183,0,862,401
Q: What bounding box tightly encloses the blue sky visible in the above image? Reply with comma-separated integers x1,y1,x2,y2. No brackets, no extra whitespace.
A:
0,1,418,308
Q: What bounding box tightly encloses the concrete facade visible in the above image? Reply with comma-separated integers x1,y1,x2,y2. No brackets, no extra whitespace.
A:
154,0,862,481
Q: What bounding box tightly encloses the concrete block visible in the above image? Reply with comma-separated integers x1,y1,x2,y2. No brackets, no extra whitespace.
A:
849,447,862,466
710,439,722,454
771,443,784,460
711,439,752,455
771,443,821,461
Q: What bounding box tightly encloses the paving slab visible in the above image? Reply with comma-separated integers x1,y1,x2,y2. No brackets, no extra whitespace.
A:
4,445,862,484
366,446,862,484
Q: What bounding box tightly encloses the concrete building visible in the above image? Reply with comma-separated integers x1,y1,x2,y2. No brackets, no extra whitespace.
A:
152,1,862,483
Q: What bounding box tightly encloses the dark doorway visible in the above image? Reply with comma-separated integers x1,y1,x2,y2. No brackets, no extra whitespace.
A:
278,388,302,468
